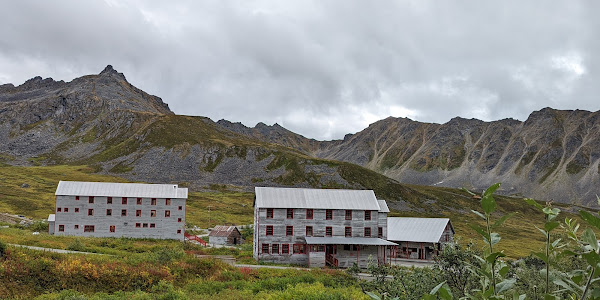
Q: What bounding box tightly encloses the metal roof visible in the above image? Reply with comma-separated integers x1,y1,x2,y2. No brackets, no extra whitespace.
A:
55,181,188,198
209,226,240,237
48,214,55,222
387,217,453,243
255,187,383,210
377,200,390,213
305,236,397,246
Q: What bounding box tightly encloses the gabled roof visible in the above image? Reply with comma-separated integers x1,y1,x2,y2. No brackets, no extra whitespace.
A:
387,217,453,243
209,226,240,237
55,181,188,198
48,214,55,222
255,187,383,210
377,200,390,213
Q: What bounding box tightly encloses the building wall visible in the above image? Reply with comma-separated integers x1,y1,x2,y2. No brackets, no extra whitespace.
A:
53,195,186,240
209,236,228,245
253,207,385,265
336,245,379,268
48,221,55,235
377,212,388,239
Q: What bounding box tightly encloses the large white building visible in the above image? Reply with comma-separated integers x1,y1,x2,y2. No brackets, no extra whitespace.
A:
50,181,187,240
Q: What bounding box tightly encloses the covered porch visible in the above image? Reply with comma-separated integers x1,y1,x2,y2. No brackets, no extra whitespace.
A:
305,236,397,268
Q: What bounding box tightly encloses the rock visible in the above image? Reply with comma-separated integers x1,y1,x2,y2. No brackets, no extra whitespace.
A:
20,183,29,188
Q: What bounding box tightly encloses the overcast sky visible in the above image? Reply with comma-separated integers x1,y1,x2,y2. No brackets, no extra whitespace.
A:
1,1,598,140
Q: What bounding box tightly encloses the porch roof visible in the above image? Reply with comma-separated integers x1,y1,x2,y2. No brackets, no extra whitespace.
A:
305,236,397,246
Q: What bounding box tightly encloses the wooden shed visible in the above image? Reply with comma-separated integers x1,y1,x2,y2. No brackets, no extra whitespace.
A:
209,226,243,245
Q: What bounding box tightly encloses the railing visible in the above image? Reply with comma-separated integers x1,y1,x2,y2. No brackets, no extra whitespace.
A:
326,254,338,267
184,232,207,246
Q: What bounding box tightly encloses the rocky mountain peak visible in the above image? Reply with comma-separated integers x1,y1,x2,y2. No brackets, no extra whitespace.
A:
99,64,127,81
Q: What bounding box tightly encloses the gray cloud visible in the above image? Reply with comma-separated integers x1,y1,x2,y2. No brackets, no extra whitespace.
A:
0,0,597,140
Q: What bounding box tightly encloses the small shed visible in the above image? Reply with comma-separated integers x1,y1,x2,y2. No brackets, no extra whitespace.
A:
48,214,55,235
209,226,243,245
387,217,454,261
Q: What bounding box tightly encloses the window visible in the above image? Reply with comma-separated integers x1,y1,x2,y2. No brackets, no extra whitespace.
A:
106,209,112,216
378,227,383,238
88,209,94,216
58,225,64,232
326,227,332,237
107,197,112,204
75,208,79,213
272,244,279,254
122,197,127,205
136,223,141,228
143,223,148,228
74,225,79,230
178,206,183,211
84,225,95,232
110,225,115,233
345,227,352,237
151,210,156,217
150,223,156,228
151,198,157,205
365,210,371,220
76,196,80,200
306,226,313,236
121,209,127,217
165,198,171,205
177,229,182,234
57,207,62,212
136,210,141,217
293,244,307,254
64,207,69,212
364,227,371,237
262,243,270,254
286,226,293,236
345,210,352,220
266,225,274,236
287,208,294,219
89,196,94,203
165,210,170,217
326,209,332,220
137,198,142,205
282,244,290,254
306,209,313,219
178,218,182,223
266,208,273,219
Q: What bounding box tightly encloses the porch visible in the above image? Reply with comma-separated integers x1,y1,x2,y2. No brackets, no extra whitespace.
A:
305,236,397,268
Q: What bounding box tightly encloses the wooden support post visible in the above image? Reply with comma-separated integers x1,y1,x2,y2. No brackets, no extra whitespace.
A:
420,242,423,260
406,241,409,259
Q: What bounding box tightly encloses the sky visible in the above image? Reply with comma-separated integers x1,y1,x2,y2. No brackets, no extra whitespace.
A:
1,1,598,140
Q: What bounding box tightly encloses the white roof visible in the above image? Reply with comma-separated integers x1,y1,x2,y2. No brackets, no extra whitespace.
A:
55,181,188,198
387,217,453,243
305,236,397,246
48,214,55,222
255,187,383,210
377,200,390,213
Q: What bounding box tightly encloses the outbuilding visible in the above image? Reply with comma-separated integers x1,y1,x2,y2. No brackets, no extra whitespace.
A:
386,217,454,261
209,225,243,245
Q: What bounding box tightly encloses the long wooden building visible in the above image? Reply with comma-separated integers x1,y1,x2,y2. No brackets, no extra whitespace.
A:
253,187,396,268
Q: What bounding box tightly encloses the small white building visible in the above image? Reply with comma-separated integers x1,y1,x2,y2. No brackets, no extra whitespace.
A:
386,217,454,261
50,181,187,240
208,225,243,245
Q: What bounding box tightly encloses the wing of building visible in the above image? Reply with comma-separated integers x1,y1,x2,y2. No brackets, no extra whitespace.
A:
387,217,454,260
253,187,394,268
51,181,187,240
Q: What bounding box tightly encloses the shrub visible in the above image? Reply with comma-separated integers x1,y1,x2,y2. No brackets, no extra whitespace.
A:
0,239,6,258
66,239,87,252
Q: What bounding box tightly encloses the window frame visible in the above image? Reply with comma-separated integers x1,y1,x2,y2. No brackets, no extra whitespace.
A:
345,210,352,220
378,227,383,238
109,225,116,233
266,225,274,236
88,209,94,216
326,226,332,237
306,209,313,219
136,210,141,217
364,227,371,237
137,198,142,205
151,210,156,217
286,208,294,219
282,244,290,254
326,209,332,220
286,225,293,236
272,243,279,254
58,225,64,232
151,198,157,205
84,225,95,232
293,244,307,254
165,210,170,217
364,210,371,221
106,209,112,216
107,197,112,204
305,226,313,237
88,196,94,204
262,243,270,254
122,197,127,205
266,208,274,219
345,226,352,237
121,209,127,217
165,198,171,205
74,208,79,213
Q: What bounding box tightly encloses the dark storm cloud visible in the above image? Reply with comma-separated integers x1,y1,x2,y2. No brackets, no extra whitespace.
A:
0,0,597,140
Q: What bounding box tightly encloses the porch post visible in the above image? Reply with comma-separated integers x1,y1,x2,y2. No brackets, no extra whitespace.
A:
420,242,423,260
406,241,408,259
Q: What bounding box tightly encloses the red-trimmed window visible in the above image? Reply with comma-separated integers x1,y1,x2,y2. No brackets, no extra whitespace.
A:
282,244,290,254
150,223,156,228
178,206,183,211
272,244,279,254
326,209,332,220
151,198,157,205
137,198,142,205
364,227,371,237
266,208,274,219
88,209,94,216
286,226,293,236
88,196,94,204
75,196,79,200
151,210,156,217
136,210,141,217
262,243,270,254
75,208,79,213
122,197,127,205
177,229,181,234
306,226,313,236
107,197,112,204
378,227,383,238
306,209,313,219
165,198,171,205
84,225,95,232
57,207,62,212
326,227,332,237
165,210,171,217
106,209,112,216
345,210,352,220
365,211,371,220
287,208,294,219
74,225,79,230
266,225,274,236
64,207,69,212
109,225,115,233
178,218,182,223
345,227,352,237
121,209,127,217
58,225,64,232
293,244,307,254
143,223,148,228
136,223,141,228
